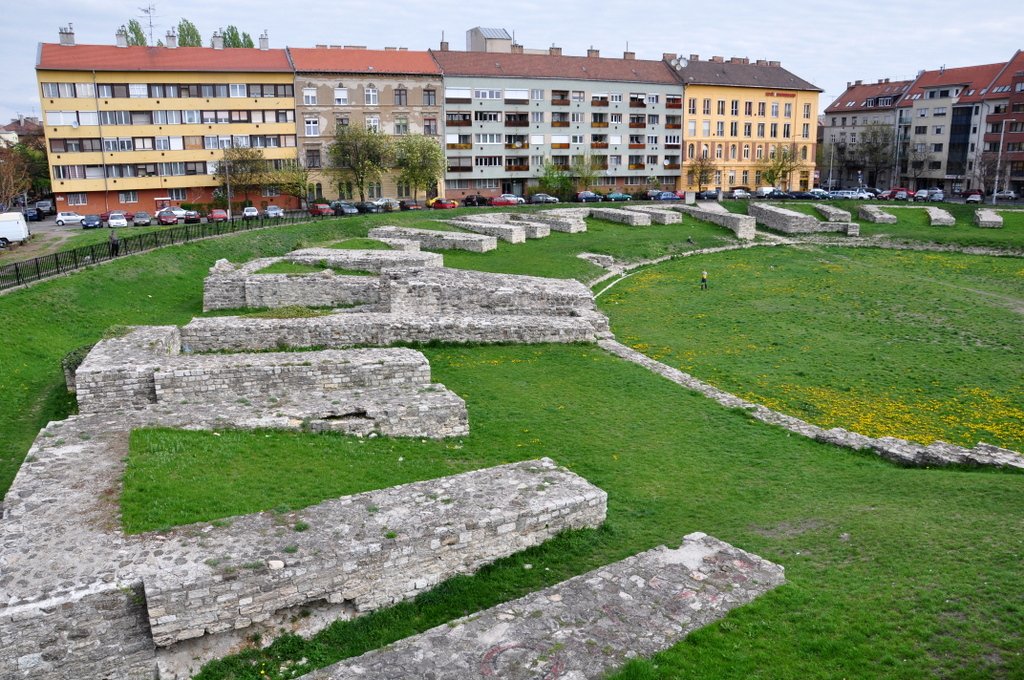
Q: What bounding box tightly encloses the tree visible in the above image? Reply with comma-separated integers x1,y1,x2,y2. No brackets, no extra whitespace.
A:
395,135,445,201
904,146,933,187
176,19,202,47
570,154,602,192
0,145,31,210
13,143,50,197
269,160,310,206
125,19,147,46
853,122,895,187
757,143,802,189
219,26,254,48
688,154,718,191
971,152,1000,193
537,160,573,200
214,146,267,208
326,124,394,202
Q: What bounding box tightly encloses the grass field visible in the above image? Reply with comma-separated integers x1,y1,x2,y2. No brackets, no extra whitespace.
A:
2,207,1023,679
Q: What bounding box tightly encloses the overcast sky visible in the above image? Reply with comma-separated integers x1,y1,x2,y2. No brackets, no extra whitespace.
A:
1,0,1020,126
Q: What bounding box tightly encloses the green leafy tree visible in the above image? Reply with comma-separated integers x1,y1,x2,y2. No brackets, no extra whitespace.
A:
125,20,147,46
395,135,445,201
688,154,718,191
269,160,310,205
757,143,802,189
326,124,394,202
14,143,50,196
176,19,202,47
570,154,602,192
0,145,31,209
537,160,573,200
219,26,254,48
214,146,267,209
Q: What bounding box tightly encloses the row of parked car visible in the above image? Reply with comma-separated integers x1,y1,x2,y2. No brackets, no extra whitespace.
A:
52,204,291,228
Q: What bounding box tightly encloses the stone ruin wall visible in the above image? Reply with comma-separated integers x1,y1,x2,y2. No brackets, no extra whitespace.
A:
671,204,756,240
748,202,859,236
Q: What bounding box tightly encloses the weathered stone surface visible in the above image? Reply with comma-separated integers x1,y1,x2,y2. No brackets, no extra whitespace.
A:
303,532,784,680
624,206,683,224
670,204,756,240
814,203,851,222
368,226,497,252
974,208,1003,228
925,206,955,226
286,247,442,271
748,203,857,235
858,205,897,224
516,209,588,233
590,207,652,226
443,218,527,243
599,339,1024,471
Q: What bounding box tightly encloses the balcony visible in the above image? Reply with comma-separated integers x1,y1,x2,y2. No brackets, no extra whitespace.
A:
445,97,471,104
628,163,646,170
446,143,472,150
505,120,530,127
504,164,529,171
446,119,472,127
666,123,681,129
591,122,608,128
551,143,570,149
591,99,609,107
591,142,609,149
629,122,646,128
664,163,680,169
504,98,528,105
505,142,530,149
551,98,570,106
666,101,682,109
628,143,645,149
629,101,647,108
447,165,472,173
552,121,570,128
552,164,570,171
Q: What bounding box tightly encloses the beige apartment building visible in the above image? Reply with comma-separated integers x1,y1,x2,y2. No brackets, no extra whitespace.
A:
289,47,443,201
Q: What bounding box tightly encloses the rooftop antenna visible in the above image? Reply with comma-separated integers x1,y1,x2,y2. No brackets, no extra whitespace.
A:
139,4,158,45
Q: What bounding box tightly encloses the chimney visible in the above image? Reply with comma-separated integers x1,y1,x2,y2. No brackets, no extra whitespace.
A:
511,43,524,54
549,46,562,56
384,46,397,51
212,31,224,50
711,56,723,63
58,24,75,46
259,31,269,50
590,48,602,58
847,81,852,88
689,54,699,61
768,60,780,67
855,79,862,85
439,40,449,51
315,44,327,48
884,78,890,83
756,59,768,66
165,30,177,48
623,51,635,60
662,52,675,61
115,26,129,48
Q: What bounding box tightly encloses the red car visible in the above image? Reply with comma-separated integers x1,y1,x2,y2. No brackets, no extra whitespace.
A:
490,195,519,207
100,209,135,222
208,209,229,223
430,198,459,209
309,203,334,216
156,210,179,225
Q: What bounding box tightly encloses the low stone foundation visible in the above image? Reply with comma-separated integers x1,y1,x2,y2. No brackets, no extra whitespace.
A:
443,217,526,243
671,204,756,240
514,209,588,233
814,203,852,222
368,226,497,252
624,206,683,223
925,206,955,226
748,203,858,236
302,532,784,679
974,208,1003,228
590,207,652,226
286,247,442,271
858,205,897,224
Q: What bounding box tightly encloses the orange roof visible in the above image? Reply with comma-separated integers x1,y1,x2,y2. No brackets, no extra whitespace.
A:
898,62,1005,106
430,50,679,85
37,43,292,73
289,47,439,75
825,79,911,114
975,49,1024,102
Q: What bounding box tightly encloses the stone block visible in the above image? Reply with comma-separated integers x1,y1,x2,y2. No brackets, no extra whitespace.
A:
590,207,652,226
368,226,497,252
925,206,955,226
858,205,897,224
671,204,756,240
814,203,851,222
974,208,1003,228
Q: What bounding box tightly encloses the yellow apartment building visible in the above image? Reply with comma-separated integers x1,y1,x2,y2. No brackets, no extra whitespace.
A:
672,55,821,192
36,27,299,215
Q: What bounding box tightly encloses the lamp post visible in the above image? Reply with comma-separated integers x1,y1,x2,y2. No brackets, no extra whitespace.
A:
827,135,835,191
992,118,1016,205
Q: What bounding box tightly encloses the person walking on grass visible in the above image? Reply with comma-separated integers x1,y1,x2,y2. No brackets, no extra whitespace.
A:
700,269,708,290
108,230,120,257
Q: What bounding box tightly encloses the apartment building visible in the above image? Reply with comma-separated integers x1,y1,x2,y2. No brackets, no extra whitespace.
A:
430,45,684,200
822,78,911,189
36,27,298,215
289,47,443,201
978,50,1024,196
674,55,821,192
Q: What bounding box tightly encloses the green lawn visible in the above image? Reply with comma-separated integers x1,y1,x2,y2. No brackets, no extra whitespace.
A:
600,245,1024,451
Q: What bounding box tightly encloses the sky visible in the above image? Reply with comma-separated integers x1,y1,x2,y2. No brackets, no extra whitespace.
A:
1,0,1021,126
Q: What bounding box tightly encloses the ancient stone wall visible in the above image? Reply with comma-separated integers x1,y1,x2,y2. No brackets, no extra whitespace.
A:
814,203,852,222
443,218,526,243
624,206,683,224
974,208,1003,228
672,204,756,240
590,207,652,226
368,226,497,252
513,210,587,233
748,203,858,236
925,206,955,226
858,205,897,224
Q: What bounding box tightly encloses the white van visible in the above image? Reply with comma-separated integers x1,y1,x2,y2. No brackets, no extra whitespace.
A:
0,212,30,247
755,187,776,198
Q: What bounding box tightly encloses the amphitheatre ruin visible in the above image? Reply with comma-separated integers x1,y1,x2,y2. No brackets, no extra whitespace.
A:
1,200,1021,678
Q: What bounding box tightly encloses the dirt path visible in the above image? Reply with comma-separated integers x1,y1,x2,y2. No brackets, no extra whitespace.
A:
0,230,80,264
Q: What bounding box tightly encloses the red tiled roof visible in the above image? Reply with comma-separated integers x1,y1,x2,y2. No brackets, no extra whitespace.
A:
37,43,292,73
897,62,1005,106
675,60,820,92
824,79,911,114
430,50,679,85
975,49,1024,102
289,47,439,75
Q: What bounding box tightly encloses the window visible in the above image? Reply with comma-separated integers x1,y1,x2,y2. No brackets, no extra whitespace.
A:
758,102,766,116
716,122,724,136
703,99,711,115
305,118,319,136
571,91,585,102
647,93,659,105
647,114,660,124
183,110,200,124
475,133,502,144
610,113,622,123
731,100,739,116
99,110,131,125
742,144,750,160
609,93,622,103
423,89,436,106
717,100,725,115
424,118,437,135
801,123,809,138
118,191,138,203
394,87,407,106
730,121,738,136
335,114,349,128
803,103,811,118
531,111,545,123
475,111,500,122
66,193,87,206
394,117,409,135
365,87,378,105
757,123,765,137
744,123,752,137
928,160,942,170
474,156,502,166
647,135,659,145
918,108,929,117
915,125,927,134
365,115,380,132
133,137,154,150
571,134,585,144
129,83,148,98
745,101,753,116
932,143,943,152
702,121,710,136
688,98,697,114
168,188,186,201
531,88,544,100
933,125,944,135
771,102,779,117
571,112,585,123
687,120,697,136
784,103,792,118
303,88,317,105
333,88,348,105
474,89,501,99
934,107,947,116
665,134,680,145
783,123,791,138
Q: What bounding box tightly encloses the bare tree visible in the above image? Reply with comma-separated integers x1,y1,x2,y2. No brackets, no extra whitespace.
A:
688,155,718,191
269,160,310,207
853,122,895,187
0,145,31,209
570,154,602,192
757,143,802,189
904,146,933,188
214,146,267,208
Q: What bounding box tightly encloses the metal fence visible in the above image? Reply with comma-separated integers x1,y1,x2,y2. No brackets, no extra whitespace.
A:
0,214,326,292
